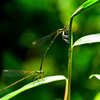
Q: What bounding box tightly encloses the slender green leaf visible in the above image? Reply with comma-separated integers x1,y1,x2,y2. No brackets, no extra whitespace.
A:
72,0,100,17
94,92,100,100
73,33,100,47
89,74,100,80
0,75,67,100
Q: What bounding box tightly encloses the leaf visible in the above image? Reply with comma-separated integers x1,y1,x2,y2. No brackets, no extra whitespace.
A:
73,33,100,47
0,75,67,100
94,92,100,100
89,74,100,80
72,0,100,17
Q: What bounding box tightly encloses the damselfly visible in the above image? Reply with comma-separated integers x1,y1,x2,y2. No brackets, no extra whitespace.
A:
33,26,69,71
0,70,44,92
0,26,69,92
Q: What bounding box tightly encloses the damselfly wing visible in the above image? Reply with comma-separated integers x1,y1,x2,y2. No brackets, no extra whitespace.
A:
0,70,44,92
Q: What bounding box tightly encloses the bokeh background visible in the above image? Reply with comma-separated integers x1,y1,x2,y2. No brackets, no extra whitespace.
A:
0,0,100,100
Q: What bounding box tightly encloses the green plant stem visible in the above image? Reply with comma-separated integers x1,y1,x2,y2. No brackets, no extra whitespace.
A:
68,17,73,100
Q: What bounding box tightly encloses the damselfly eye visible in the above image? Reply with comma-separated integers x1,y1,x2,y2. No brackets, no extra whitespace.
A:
64,26,67,29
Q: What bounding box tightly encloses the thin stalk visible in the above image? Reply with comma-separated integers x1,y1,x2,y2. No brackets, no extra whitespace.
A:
64,79,68,100
68,16,73,100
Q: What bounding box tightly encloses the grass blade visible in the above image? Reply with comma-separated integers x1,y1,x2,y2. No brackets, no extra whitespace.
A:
72,0,100,17
89,74,100,80
0,75,67,100
73,33,100,47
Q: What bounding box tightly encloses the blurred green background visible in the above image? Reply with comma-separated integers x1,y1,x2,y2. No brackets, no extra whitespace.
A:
0,0,100,100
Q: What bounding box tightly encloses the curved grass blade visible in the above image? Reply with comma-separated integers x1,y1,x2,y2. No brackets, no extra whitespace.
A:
0,75,67,100
89,74,100,80
72,0,100,17
73,33,100,47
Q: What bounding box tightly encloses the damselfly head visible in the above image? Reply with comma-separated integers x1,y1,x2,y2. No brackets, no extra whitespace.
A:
36,70,44,74
64,26,67,29
40,70,44,73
